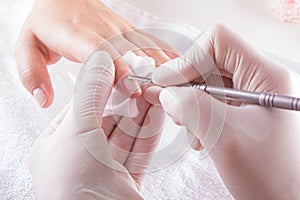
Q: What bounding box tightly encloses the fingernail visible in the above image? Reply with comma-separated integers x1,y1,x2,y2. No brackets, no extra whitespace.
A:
124,78,142,97
33,88,46,107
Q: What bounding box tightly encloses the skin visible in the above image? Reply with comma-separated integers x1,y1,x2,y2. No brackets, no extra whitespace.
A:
15,0,176,108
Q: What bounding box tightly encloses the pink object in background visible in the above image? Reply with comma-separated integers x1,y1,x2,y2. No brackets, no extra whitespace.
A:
268,0,300,23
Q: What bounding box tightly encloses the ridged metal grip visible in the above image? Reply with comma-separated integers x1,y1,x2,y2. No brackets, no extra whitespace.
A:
192,83,300,111
259,93,300,111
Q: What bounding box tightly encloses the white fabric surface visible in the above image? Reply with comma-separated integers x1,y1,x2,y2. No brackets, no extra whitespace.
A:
1,0,299,199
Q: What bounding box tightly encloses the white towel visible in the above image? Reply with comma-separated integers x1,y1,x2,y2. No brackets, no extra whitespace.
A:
2,0,299,199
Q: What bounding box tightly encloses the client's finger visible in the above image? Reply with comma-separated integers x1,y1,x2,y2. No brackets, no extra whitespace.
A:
93,38,142,97
123,30,172,65
135,29,180,59
14,31,57,108
109,35,146,57
114,57,142,97
143,85,162,105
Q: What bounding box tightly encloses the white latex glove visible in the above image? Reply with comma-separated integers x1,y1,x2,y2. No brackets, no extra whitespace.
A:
145,24,300,200
29,51,165,200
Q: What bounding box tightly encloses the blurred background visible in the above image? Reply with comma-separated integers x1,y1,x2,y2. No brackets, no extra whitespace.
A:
126,0,300,63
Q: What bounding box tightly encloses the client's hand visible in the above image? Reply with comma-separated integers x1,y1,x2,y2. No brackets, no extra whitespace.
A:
145,24,300,199
15,0,175,108
29,52,165,200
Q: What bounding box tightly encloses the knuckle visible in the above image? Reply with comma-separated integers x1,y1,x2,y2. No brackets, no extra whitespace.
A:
69,15,84,27
18,68,38,91
87,36,106,52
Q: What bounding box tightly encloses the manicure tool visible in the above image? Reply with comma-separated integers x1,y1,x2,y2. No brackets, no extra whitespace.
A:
128,75,300,111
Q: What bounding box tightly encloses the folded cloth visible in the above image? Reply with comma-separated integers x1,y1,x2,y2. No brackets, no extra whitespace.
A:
0,0,235,199
104,51,155,118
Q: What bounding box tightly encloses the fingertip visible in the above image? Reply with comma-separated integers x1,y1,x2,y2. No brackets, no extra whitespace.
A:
150,69,160,85
32,83,54,108
115,75,142,98
17,64,54,108
165,51,180,60
150,67,171,87
114,57,142,98
124,76,142,97
144,49,171,66
159,88,174,107
143,85,162,105
159,88,182,124
130,90,142,98
15,30,54,108
151,60,191,87
32,88,46,107
41,88,54,108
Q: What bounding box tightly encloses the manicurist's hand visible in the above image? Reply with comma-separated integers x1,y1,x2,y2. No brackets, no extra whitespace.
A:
29,51,165,200
145,24,300,200
15,0,175,108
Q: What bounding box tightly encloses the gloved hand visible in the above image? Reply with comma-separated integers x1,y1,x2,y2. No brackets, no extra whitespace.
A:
15,0,176,108
145,24,300,200
29,51,165,200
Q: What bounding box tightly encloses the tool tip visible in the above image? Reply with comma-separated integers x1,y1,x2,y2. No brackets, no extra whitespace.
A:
127,75,153,84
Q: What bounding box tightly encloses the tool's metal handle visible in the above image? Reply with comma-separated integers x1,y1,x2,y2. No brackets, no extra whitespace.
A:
192,84,261,104
259,93,300,111
192,83,300,111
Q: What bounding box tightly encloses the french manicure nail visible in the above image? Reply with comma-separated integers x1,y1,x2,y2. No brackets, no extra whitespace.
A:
124,78,142,97
33,88,46,107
